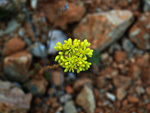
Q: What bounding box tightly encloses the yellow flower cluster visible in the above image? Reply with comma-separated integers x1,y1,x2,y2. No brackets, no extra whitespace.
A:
54,38,93,73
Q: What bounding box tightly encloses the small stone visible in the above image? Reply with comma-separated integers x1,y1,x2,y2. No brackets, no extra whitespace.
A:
4,37,26,56
50,70,64,86
24,77,48,96
109,43,121,54
64,101,77,113
114,50,127,63
48,30,67,54
96,76,108,89
4,51,32,82
135,86,145,96
65,85,74,94
136,53,150,67
106,92,116,101
73,10,133,51
4,20,20,34
144,0,150,12
122,38,134,52
127,64,142,78
146,87,150,95
116,87,127,101
73,78,92,91
113,75,132,89
0,80,32,113
60,94,72,103
101,52,109,61
129,12,150,50
128,96,139,103
76,85,95,113
41,1,85,29
30,42,46,57
100,66,118,78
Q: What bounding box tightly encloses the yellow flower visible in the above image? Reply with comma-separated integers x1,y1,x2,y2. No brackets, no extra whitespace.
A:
54,38,93,73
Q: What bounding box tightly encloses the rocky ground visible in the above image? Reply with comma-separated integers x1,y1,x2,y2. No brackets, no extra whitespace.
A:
0,0,150,113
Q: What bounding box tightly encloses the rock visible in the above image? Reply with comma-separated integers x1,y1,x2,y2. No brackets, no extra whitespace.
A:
0,80,32,113
122,38,134,52
106,92,116,101
41,1,85,29
113,75,132,89
48,30,67,54
101,52,109,61
129,12,150,50
60,94,72,103
24,77,48,96
135,86,145,96
73,10,133,51
127,64,142,78
50,70,64,86
3,20,20,34
109,43,121,54
76,85,95,113
4,37,26,56
4,51,32,83
96,76,108,89
114,50,127,63
144,0,150,12
146,87,150,95
65,85,74,94
116,87,127,101
30,42,47,57
136,53,150,67
99,66,118,78
128,96,139,103
64,101,77,113
73,78,92,91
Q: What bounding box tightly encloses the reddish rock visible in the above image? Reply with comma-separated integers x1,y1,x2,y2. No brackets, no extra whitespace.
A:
0,80,32,113
128,96,139,103
24,77,48,96
4,37,26,56
40,1,85,29
73,78,92,91
65,85,74,94
146,87,150,95
50,70,64,86
99,66,118,78
4,51,32,82
73,10,133,51
96,76,108,89
136,53,150,67
127,64,142,78
129,12,150,50
114,50,127,63
113,75,132,89
116,87,127,101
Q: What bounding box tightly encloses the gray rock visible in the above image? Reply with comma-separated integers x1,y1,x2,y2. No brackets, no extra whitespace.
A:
144,0,150,12
73,10,134,51
64,101,77,113
109,43,121,54
0,80,32,113
30,42,46,57
106,92,116,101
4,20,20,34
48,30,67,54
4,51,32,83
76,85,95,113
122,38,134,52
